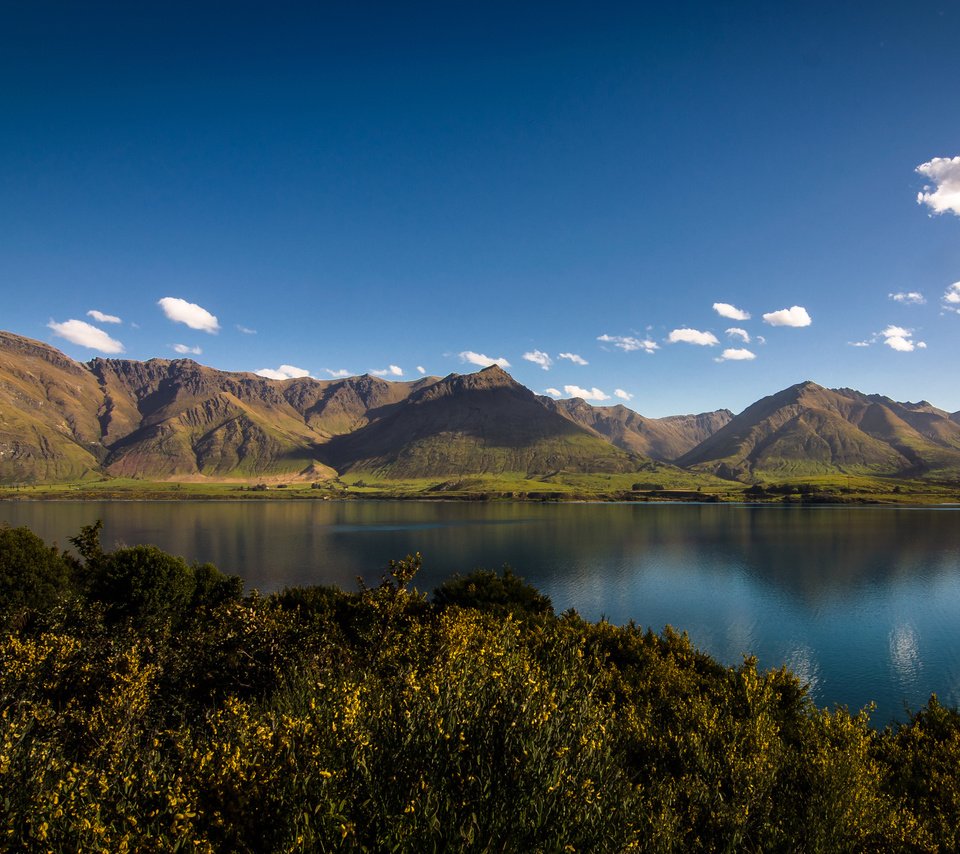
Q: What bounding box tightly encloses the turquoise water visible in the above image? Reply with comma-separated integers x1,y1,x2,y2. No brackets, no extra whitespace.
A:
4,500,960,724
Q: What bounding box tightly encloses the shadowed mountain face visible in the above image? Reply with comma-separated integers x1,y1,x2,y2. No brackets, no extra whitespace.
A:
324,366,644,477
541,397,733,461
677,381,960,479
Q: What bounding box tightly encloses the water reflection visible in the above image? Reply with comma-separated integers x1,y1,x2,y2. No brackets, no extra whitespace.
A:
3,500,960,723
889,623,922,690
784,644,821,694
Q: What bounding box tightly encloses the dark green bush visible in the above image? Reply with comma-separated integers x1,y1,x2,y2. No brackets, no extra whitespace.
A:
433,567,553,618
0,525,75,618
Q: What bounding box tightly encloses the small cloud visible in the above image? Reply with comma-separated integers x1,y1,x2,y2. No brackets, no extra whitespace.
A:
558,352,588,366
47,319,125,354
668,328,719,346
889,291,926,305
87,309,122,324
916,156,960,216
848,340,871,348
881,325,925,352
255,364,311,380
158,297,220,334
726,327,750,343
884,336,915,352
236,324,257,334
762,305,812,327
459,351,511,368
614,388,633,401
371,365,403,377
523,349,553,371
416,365,426,374
564,384,610,402
715,348,756,362
324,368,352,378
172,344,202,355
544,387,562,398
942,282,960,312
713,302,751,321
597,333,658,354
755,335,766,345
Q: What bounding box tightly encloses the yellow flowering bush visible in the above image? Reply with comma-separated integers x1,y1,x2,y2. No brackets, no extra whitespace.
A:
0,527,958,851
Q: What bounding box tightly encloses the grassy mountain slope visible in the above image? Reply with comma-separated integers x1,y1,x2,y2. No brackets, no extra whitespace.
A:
542,396,733,461
678,381,960,480
0,333,105,481
281,374,438,438
326,366,645,477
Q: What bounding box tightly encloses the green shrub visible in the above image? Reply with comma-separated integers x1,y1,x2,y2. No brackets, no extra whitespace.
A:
0,525,75,618
433,567,553,619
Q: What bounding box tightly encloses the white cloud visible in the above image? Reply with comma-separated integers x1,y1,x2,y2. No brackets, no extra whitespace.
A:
889,292,926,305
544,387,562,398
882,325,910,338
755,335,766,345
943,282,960,310
726,327,750,343
255,364,312,380
880,325,926,353
236,325,257,334
47,319,125,354
87,309,121,324
848,340,871,348
597,334,658,354
916,156,960,216
172,344,202,355
416,365,426,374
715,348,756,362
558,352,588,365
371,365,403,377
762,305,812,327
713,302,751,321
564,385,610,401
523,350,553,370
667,328,719,346
158,297,220,334
884,335,916,352
325,368,352,378
614,388,633,401
459,351,511,368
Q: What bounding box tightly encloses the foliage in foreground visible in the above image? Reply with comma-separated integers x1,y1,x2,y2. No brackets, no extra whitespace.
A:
1,523,959,851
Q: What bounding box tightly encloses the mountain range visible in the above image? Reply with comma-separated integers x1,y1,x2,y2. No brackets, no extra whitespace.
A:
2,330,959,486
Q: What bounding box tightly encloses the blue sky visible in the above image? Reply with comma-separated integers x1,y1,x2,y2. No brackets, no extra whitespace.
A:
2,1,959,417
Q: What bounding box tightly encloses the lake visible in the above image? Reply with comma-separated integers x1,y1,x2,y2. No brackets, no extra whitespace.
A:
4,500,960,724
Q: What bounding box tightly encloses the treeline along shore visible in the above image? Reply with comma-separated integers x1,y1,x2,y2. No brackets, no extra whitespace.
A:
2,523,959,851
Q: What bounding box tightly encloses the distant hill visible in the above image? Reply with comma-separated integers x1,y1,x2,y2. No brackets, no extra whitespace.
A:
541,396,732,461
3,332,959,487
677,381,960,480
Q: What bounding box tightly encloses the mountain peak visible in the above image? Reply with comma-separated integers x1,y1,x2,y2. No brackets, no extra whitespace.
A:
477,363,511,378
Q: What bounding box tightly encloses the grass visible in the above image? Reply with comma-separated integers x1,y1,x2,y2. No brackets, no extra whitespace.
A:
5,467,959,504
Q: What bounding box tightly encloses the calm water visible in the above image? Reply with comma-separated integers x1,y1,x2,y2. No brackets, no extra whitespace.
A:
4,500,960,724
